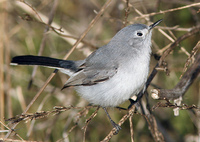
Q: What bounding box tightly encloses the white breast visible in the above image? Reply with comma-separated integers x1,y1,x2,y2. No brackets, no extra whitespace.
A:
75,51,150,107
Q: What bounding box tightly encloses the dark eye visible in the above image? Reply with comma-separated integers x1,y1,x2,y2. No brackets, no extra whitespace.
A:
137,32,143,36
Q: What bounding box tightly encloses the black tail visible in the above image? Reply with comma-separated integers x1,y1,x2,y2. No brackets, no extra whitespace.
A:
11,55,77,71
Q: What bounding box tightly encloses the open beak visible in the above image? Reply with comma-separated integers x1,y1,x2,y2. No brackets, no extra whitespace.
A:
149,19,163,30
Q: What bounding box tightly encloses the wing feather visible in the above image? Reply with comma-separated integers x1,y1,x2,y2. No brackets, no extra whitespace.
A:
62,66,117,89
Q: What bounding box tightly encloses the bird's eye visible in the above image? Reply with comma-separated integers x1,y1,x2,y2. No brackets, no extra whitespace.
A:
137,32,143,36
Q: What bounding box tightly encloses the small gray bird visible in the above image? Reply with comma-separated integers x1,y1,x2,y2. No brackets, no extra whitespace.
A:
11,19,162,134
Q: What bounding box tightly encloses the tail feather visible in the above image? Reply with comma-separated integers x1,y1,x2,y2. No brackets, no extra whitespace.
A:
11,55,77,71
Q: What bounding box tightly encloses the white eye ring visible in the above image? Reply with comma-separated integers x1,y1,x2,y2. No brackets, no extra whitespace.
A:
137,32,143,36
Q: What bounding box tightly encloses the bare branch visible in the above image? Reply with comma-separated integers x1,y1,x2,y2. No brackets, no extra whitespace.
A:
82,106,100,142
123,0,130,27
151,53,200,100
152,100,200,111
144,115,165,142
129,113,134,142
181,41,200,78
133,2,200,20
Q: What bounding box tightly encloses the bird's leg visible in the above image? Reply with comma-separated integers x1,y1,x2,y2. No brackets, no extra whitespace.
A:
103,107,121,135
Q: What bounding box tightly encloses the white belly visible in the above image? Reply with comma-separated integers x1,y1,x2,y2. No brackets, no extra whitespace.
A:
75,59,149,107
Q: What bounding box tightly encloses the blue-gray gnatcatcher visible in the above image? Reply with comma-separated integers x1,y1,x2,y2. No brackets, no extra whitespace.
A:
11,19,162,134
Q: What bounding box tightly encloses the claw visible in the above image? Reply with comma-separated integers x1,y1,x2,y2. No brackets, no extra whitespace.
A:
110,120,121,135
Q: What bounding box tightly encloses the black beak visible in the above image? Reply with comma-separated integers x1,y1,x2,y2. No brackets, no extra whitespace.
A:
149,19,163,30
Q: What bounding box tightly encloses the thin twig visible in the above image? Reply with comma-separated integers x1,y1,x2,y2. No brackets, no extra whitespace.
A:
145,115,165,142
133,2,200,20
20,0,44,22
56,124,78,142
0,138,38,142
82,106,100,142
26,94,51,137
0,120,24,141
152,100,200,111
14,1,84,49
129,114,134,142
123,0,130,27
63,0,112,60
50,29,97,49
180,41,200,78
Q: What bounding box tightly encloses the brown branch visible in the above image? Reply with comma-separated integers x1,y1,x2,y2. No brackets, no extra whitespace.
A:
152,101,200,111
133,2,200,20
144,115,165,142
62,0,112,60
0,120,24,141
129,114,134,142
5,105,98,124
151,53,200,100
20,0,44,22
51,28,97,49
123,0,130,27
137,99,165,142
82,106,100,142
56,124,78,142
0,138,38,142
181,41,200,78
158,25,200,66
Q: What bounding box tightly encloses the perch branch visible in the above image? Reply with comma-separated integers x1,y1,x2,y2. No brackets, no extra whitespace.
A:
151,53,200,100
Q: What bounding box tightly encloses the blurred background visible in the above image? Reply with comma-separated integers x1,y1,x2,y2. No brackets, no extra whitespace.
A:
0,0,200,141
